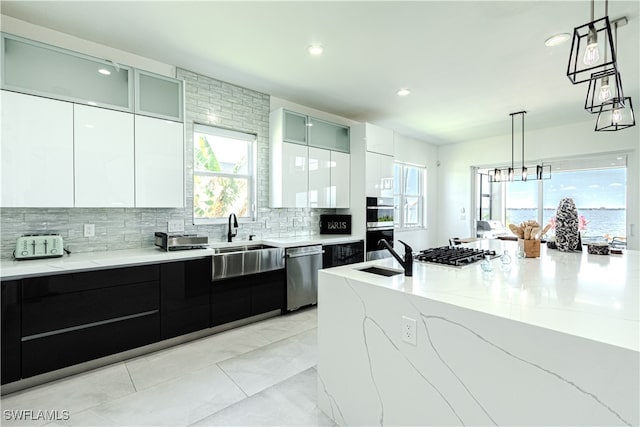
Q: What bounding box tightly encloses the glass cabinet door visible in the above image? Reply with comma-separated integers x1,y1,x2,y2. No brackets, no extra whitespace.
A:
308,117,349,152
2,34,132,111
135,70,183,122
283,110,308,144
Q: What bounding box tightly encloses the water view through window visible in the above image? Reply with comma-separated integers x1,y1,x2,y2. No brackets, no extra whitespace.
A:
506,167,627,240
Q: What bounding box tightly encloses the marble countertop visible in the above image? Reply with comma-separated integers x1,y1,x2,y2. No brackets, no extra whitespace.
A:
0,235,364,280
321,239,639,352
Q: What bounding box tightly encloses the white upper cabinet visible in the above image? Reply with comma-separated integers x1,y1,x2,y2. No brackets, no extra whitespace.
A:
1,91,74,207
330,150,350,208
74,105,134,207
308,147,331,208
366,151,394,198
279,142,309,208
270,107,351,208
283,110,308,145
2,34,133,111
364,123,394,156
308,117,350,153
135,70,183,122
135,116,184,207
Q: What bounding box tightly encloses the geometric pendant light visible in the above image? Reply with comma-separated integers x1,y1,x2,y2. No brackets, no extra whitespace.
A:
594,17,635,131
595,96,636,131
567,0,617,85
585,70,624,113
488,111,551,182
584,16,628,113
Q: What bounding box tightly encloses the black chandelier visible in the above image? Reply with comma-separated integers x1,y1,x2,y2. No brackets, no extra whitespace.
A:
488,112,550,183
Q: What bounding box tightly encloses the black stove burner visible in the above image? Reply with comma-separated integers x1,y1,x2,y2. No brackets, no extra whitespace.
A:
416,246,496,266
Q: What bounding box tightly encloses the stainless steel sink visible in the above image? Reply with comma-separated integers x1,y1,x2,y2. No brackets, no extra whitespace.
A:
212,244,268,254
358,266,403,277
212,245,284,280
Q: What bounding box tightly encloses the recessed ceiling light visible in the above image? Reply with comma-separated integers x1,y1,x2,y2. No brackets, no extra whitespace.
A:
396,88,411,97
544,33,571,47
98,68,111,75
308,44,324,56
87,101,97,106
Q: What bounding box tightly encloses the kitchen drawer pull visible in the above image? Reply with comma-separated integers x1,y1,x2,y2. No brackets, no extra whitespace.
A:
21,310,159,342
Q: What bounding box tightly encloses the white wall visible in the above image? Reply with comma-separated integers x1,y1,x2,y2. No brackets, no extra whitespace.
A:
436,119,639,250
394,133,439,250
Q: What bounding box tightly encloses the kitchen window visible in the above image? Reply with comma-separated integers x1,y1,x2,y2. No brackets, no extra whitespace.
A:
193,124,256,223
393,162,426,229
478,153,628,243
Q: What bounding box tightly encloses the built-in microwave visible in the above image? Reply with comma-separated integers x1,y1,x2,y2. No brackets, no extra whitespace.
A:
366,197,395,229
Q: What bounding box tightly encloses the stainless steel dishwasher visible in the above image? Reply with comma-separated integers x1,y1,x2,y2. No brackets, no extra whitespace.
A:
285,245,323,311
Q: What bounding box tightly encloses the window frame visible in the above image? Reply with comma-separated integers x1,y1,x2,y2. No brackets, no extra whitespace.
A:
393,161,427,230
475,152,628,239
192,123,257,225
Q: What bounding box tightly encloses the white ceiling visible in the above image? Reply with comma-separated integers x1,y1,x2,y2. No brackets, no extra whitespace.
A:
1,1,638,144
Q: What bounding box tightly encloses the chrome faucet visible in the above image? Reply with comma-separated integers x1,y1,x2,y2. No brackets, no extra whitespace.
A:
378,239,413,276
227,213,238,242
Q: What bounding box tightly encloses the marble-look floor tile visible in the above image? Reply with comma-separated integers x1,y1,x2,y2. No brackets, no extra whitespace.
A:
190,367,335,427
87,363,246,426
218,328,317,396
0,364,135,427
253,307,318,343
126,324,272,391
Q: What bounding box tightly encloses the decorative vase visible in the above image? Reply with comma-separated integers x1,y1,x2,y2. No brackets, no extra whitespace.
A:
554,197,581,252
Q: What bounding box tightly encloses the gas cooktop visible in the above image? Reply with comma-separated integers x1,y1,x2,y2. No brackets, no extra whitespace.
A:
415,246,497,267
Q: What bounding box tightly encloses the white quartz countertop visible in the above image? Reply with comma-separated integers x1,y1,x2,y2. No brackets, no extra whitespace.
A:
0,235,363,280
321,240,639,352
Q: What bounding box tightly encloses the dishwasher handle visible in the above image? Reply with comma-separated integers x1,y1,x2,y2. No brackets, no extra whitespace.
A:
286,250,324,258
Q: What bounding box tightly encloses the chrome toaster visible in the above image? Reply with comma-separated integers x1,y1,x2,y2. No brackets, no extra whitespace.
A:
15,234,65,260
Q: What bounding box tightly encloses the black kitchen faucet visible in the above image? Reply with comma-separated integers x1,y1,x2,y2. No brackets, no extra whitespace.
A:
227,213,238,242
378,239,413,276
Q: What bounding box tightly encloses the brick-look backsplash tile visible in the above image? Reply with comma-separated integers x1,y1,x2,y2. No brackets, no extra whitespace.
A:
0,68,335,260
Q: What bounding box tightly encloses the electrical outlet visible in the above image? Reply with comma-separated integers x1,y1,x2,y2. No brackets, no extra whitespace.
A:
167,219,184,233
402,316,417,346
84,223,95,238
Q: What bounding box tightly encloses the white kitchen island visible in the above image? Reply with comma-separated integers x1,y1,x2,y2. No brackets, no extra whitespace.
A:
317,240,639,426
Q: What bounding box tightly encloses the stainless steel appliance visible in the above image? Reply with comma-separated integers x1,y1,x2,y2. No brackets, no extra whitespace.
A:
154,232,209,251
14,234,64,260
366,197,394,229
476,220,511,239
285,245,323,311
366,197,395,261
416,246,497,267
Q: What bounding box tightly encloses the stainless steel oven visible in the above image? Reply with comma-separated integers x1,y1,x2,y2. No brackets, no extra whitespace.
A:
366,197,395,260
366,197,394,229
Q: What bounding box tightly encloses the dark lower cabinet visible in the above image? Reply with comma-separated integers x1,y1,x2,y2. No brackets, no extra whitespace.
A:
22,313,159,378
322,241,365,268
160,258,211,339
1,280,21,384
20,265,160,379
211,269,284,326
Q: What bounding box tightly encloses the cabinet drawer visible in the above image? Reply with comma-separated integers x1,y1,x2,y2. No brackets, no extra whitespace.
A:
22,280,159,337
22,312,159,378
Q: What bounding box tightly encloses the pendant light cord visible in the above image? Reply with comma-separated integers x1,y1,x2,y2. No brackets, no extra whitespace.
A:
521,113,525,169
511,114,514,171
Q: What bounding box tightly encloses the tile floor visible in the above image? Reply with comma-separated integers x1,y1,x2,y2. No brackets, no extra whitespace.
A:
1,307,335,427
